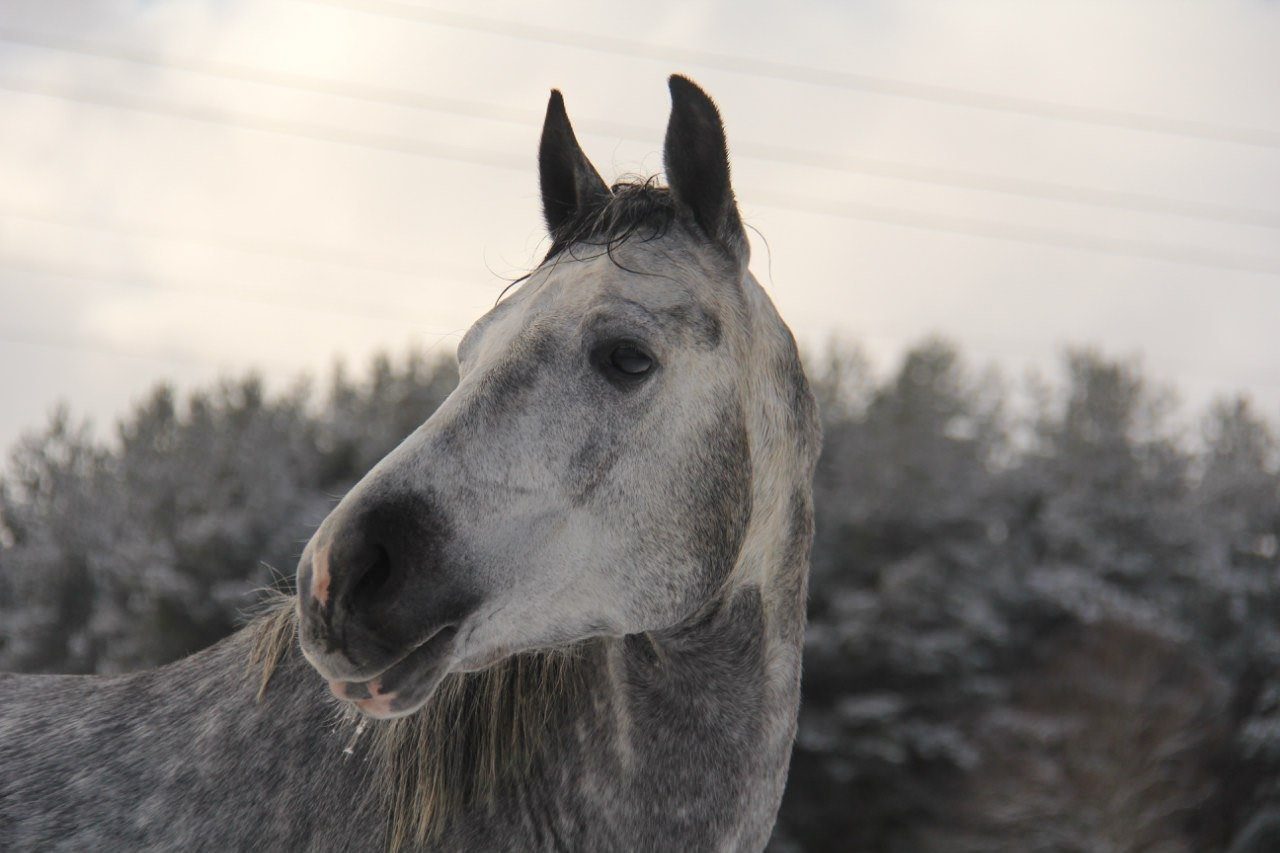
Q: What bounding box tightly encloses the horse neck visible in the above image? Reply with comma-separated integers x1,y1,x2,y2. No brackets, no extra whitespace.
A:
565,421,814,848
419,470,813,849
571,556,808,847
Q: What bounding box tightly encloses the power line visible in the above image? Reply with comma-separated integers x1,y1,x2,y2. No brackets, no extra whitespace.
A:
0,203,484,283
0,254,456,328
754,190,1280,277
0,78,527,171
3,78,1279,277
3,26,1277,229
0,324,211,368
0,27,540,140
301,0,1280,150
735,144,1280,231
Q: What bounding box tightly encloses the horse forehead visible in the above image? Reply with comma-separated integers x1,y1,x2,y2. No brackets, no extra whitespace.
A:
542,244,737,319
464,240,741,360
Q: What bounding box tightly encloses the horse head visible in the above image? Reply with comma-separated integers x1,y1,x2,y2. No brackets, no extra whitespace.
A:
296,76,817,720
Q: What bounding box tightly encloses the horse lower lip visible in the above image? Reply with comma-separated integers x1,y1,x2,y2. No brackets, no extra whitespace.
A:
332,625,459,713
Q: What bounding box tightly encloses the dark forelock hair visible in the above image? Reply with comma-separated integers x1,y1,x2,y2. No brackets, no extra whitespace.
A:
543,177,677,263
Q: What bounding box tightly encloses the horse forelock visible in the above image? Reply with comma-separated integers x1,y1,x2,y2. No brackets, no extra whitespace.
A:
543,176,676,263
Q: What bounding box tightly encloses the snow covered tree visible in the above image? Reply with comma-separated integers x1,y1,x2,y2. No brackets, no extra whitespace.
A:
2,340,1276,851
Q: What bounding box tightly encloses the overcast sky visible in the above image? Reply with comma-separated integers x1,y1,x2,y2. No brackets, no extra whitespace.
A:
2,0,1279,453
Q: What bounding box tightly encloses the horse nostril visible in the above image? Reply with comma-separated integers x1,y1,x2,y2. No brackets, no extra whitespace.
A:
348,544,393,613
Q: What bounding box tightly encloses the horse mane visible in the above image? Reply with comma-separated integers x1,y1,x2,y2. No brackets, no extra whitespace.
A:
544,176,677,262
247,596,595,850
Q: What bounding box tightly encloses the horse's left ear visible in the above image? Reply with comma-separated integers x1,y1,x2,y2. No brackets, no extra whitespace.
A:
663,75,747,262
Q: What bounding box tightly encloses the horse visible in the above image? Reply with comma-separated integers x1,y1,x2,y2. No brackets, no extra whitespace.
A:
0,75,821,851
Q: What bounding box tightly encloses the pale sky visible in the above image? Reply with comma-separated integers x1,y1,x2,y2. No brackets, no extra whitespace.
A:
2,0,1279,453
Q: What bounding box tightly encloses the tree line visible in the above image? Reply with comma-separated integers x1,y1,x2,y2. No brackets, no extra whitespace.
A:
1,341,1277,851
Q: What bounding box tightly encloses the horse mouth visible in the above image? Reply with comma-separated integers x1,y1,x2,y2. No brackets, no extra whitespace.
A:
326,625,459,719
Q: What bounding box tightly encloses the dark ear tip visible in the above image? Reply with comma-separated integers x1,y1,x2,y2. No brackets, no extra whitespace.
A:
668,74,711,104
547,89,566,114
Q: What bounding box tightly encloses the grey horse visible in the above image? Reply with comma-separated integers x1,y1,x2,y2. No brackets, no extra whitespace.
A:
0,75,821,851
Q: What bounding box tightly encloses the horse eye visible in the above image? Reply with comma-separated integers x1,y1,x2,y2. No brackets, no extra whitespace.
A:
608,344,654,377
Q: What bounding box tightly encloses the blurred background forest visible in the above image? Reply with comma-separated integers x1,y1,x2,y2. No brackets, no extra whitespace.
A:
3,3,1280,848
2,340,1277,852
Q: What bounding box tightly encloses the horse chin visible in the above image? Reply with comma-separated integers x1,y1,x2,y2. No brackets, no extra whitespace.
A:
326,625,460,720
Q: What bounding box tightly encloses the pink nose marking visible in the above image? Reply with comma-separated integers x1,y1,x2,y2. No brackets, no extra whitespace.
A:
310,542,332,607
355,683,397,718
330,677,398,717
329,678,396,713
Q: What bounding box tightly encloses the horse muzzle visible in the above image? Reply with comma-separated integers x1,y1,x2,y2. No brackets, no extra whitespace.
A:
295,483,478,717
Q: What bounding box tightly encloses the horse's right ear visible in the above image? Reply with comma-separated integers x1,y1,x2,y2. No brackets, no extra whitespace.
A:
539,90,610,240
